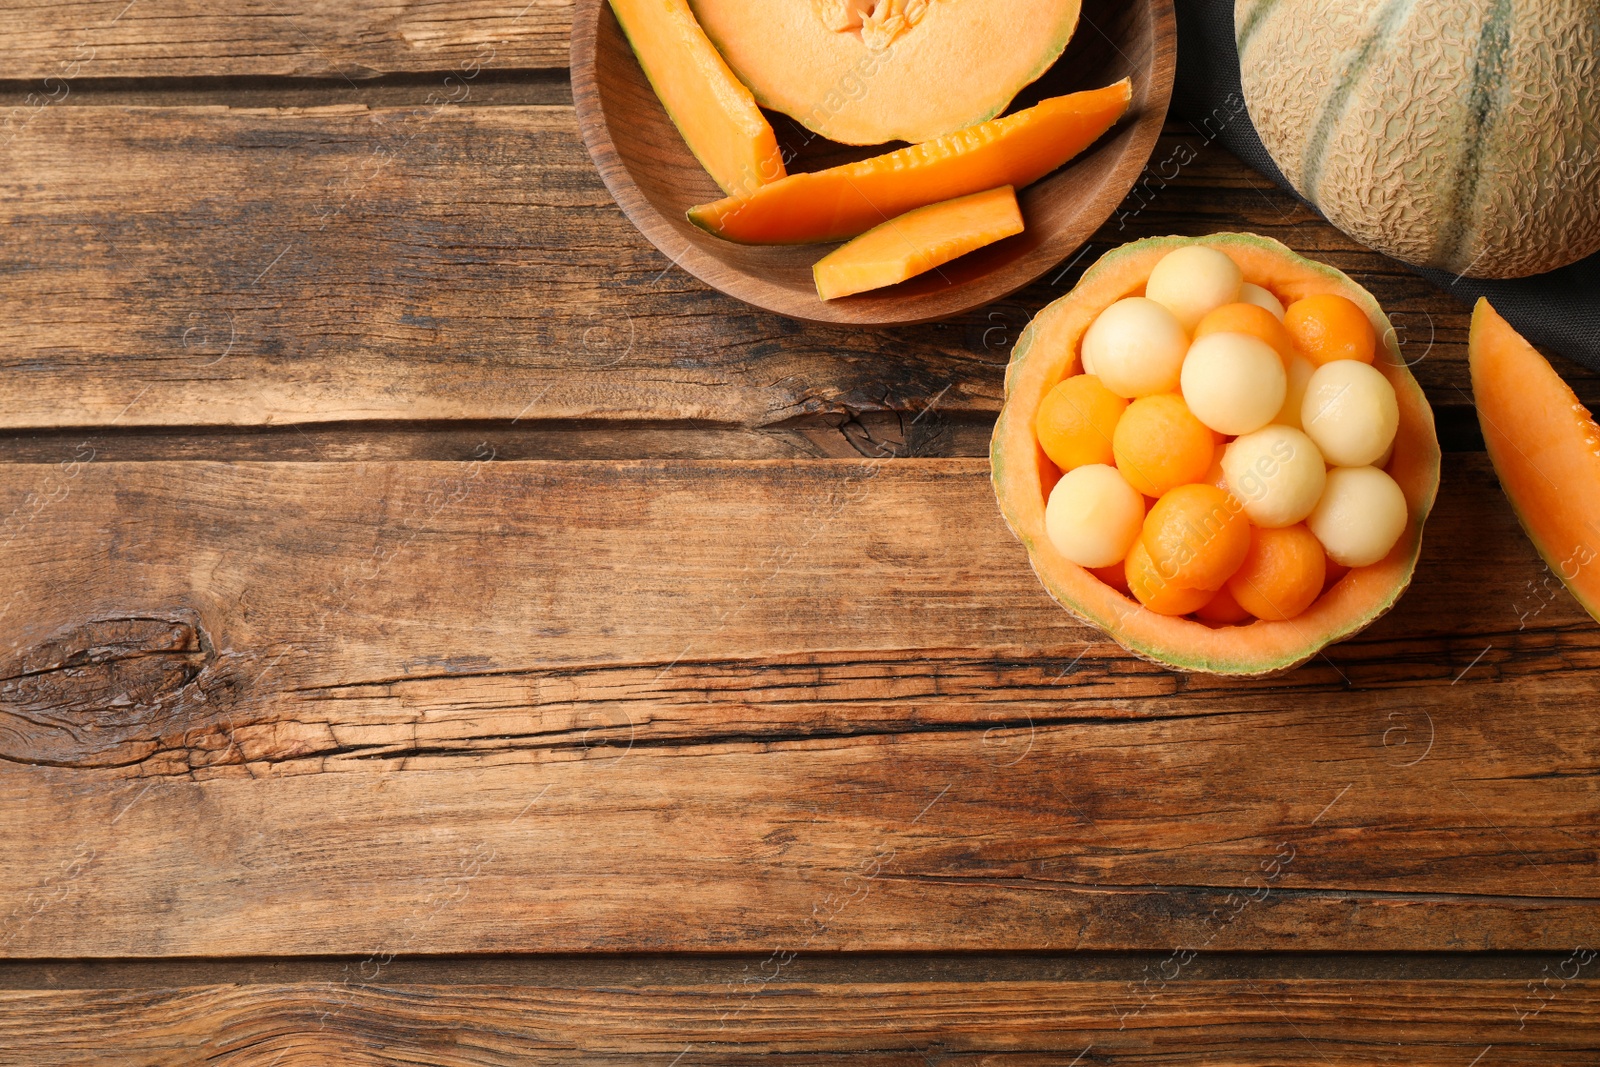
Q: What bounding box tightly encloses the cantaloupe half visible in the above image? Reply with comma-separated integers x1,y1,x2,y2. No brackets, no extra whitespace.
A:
991,233,1442,675
1469,299,1600,623
688,0,1083,146
813,185,1024,300
689,79,1130,244
609,0,786,198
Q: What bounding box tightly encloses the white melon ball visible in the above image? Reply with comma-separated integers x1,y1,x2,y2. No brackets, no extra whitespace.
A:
1080,297,1188,399
1274,355,1315,431
1079,344,1097,376
1045,463,1145,569
1307,465,1409,567
1239,282,1286,320
1145,245,1243,331
1222,426,1327,527
1179,332,1287,436
1301,360,1399,467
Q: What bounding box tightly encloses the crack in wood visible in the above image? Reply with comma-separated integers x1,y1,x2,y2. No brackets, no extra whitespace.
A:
0,612,234,768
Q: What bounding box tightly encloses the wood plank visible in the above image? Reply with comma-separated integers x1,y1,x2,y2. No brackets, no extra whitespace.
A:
2,456,1598,957
1,976,1595,1065
0,1,572,81
3,106,1592,441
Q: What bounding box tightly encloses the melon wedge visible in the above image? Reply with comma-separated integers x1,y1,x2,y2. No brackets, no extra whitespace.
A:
991,233,1441,676
1468,299,1600,622
689,0,1082,145
609,0,786,198
813,186,1025,300
688,79,1130,245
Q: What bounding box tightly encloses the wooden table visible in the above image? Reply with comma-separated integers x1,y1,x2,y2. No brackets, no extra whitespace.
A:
3,4,1599,1062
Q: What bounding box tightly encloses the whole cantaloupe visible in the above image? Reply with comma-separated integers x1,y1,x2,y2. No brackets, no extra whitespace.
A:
1236,0,1600,279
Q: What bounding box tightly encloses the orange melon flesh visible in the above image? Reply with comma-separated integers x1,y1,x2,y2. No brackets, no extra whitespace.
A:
813,186,1025,301
688,79,1130,245
1468,299,1600,622
990,233,1441,676
609,0,786,198
688,0,1082,146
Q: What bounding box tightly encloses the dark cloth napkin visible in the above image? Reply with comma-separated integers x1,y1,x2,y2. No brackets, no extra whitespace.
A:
1172,0,1600,374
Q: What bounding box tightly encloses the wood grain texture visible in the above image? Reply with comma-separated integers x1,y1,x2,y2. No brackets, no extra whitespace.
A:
570,0,1175,323
3,105,1593,440
0,1,572,81
2,976,1596,1065
2,456,1597,957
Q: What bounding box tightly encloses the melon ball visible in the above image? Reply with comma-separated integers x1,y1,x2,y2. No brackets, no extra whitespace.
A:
1239,282,1286,320
1274,354,1315,431
1125,541,1215,616
1035,374,1127,472
1194,302,1294,362
1301,360,1399,467
1196,583,1253,624
1307,465,1409,567
1080,297,1188,398
1285,293,1376,366
1179,332,1287,436
1045,463,1146,569
1226,523,1327,622
1141,482,1251,592
1203,443,1229,492
1112,393,1216,498
1222,425,1327,527
1145,245,1243,331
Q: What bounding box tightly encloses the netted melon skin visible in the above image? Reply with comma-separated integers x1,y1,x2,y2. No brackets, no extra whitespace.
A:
1237,0,1600,279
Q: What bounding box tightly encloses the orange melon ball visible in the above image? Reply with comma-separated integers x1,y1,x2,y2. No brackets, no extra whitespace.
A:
1196,584,1253,625
1203,443,1229,491
1035,374,1128,472
1194,302,1295,362
1226,524,1327,622
1112,393,1215,498
1090,561,1132,595
1039,451,1062,500
1125,541,1215,616
1140,483,1251,592
1284,293,1377,367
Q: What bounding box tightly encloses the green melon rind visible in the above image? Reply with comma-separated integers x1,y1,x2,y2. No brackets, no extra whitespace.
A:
990,232,1442,676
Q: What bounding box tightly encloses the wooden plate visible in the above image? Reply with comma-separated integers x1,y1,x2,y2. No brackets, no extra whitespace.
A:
570,0,1176,325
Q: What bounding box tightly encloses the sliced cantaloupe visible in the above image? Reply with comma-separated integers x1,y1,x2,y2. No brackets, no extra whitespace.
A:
609,0,786,198
688,0,1082,145
688,79,1130,245
991,233,1442,676
1468,299,1600,623
812,185,1024,300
